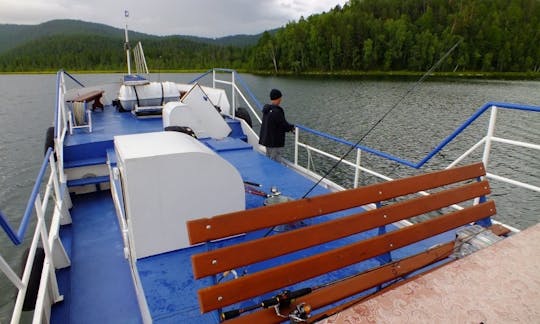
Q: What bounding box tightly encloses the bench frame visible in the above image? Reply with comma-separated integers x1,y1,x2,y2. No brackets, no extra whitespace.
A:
187,162,500,323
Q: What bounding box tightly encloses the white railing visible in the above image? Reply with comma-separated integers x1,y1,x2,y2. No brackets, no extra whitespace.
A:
0,70,77,323
292,102,540,230
0,148,71,324
192,69,263,124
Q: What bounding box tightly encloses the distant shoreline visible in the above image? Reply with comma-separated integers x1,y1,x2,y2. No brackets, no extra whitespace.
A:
1,70,539,80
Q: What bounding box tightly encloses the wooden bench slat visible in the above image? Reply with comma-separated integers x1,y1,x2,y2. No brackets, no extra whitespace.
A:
187,162,486,244
226,242,455,324
192,180,490,279
197,200,496,312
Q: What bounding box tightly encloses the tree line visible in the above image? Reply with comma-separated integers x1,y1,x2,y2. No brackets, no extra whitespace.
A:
0,0,539,73
250,0,540,73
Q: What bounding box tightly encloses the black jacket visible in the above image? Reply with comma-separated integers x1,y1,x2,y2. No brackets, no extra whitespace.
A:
258,104,294,147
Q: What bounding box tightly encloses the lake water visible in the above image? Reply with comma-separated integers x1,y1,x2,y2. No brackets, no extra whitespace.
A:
1,73,539,322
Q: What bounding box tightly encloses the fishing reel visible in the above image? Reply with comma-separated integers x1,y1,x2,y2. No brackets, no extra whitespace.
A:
220,288,312,322
263,289,312,323
273,302,312,323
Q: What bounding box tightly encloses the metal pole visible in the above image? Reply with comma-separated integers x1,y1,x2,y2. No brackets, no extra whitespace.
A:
294,127,299,166
124,11,131,75
354,149,362,188
0,254,23,290
232,72,236,117
482,106,498,169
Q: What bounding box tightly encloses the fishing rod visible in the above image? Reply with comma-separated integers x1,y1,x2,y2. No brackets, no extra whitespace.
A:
220,265,383,321
244,185,269,197
220,288,312,321
220,239,453,322
243,180,272,197
220,265,397,321
301,39,463,199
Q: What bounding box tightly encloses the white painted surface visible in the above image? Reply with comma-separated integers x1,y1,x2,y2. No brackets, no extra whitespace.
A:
163,84,231,139
115,131,244,259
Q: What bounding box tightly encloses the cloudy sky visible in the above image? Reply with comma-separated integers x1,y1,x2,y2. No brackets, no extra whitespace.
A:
0,0,349,37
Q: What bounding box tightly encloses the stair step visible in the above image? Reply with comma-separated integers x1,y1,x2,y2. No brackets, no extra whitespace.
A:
64,157,107,168
67,175,110,187
226,119,247,141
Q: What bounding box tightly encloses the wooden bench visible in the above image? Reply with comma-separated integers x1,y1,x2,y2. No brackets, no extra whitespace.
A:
71,90,104,111
187,162,505,323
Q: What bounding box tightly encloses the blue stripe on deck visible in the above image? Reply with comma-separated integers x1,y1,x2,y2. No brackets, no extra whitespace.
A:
53,191,142,324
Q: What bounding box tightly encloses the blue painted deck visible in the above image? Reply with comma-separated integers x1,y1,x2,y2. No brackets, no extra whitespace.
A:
53,104,459,323
53,191,142,324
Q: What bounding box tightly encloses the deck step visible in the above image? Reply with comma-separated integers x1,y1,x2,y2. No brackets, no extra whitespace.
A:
64,156,107,168
226,119,248,141
67,175,110,187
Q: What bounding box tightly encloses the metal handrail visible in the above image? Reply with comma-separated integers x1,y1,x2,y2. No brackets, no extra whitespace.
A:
294,102,540,193
191,69,263,123
1,70,77,323
0,149,54,244
0,147,66,323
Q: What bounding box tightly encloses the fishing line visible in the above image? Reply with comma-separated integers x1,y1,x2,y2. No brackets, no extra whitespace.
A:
301,39,462,199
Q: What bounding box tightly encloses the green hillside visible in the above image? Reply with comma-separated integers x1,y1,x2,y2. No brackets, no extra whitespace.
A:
0,20,150,54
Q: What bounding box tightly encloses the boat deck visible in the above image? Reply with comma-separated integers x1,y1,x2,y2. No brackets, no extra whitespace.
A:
53,191,142,323
52,105,460,323
320,223,540,323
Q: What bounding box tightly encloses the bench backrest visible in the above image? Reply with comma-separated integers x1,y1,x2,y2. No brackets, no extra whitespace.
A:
187,162,495,321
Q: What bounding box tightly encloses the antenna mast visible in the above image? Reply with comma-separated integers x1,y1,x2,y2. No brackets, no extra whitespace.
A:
124,10,131,75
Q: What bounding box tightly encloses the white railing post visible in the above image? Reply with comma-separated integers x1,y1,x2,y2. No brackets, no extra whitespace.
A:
0,254,24,290
354,148,362,188
294,127,299,166
49,152,72,224
232,72,236,117
34,195,62,303
212,69,216,89
482,105,498,169
10,221,42,324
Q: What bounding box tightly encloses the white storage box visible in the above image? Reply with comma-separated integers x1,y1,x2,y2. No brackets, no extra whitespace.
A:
114,131,245,259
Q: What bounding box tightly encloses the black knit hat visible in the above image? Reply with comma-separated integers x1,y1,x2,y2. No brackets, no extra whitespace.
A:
270,89,282,100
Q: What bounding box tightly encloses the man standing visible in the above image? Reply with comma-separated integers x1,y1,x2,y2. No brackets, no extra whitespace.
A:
259,89,295,161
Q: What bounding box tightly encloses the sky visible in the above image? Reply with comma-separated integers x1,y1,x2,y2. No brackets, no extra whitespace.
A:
0,0,349,37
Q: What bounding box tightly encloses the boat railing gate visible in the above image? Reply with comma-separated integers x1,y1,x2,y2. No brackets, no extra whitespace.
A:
186,162,510,323
192,68,263,125
0,147,72,324
293,102,540,227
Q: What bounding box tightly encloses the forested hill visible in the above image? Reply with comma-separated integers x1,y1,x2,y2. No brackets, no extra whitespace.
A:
252,0,540,73
0,19,264,54
0,19,264,72
1,0,539,73
0,20,153,54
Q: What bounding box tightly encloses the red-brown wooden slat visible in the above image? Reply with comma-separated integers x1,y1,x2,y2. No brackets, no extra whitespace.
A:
226,242,455,324
187,163,485,244
192,180,490,279
198,201,496,312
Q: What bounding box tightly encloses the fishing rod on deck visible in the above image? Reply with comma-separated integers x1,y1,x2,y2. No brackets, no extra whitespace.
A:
300,39,463,199
220,264,388,321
